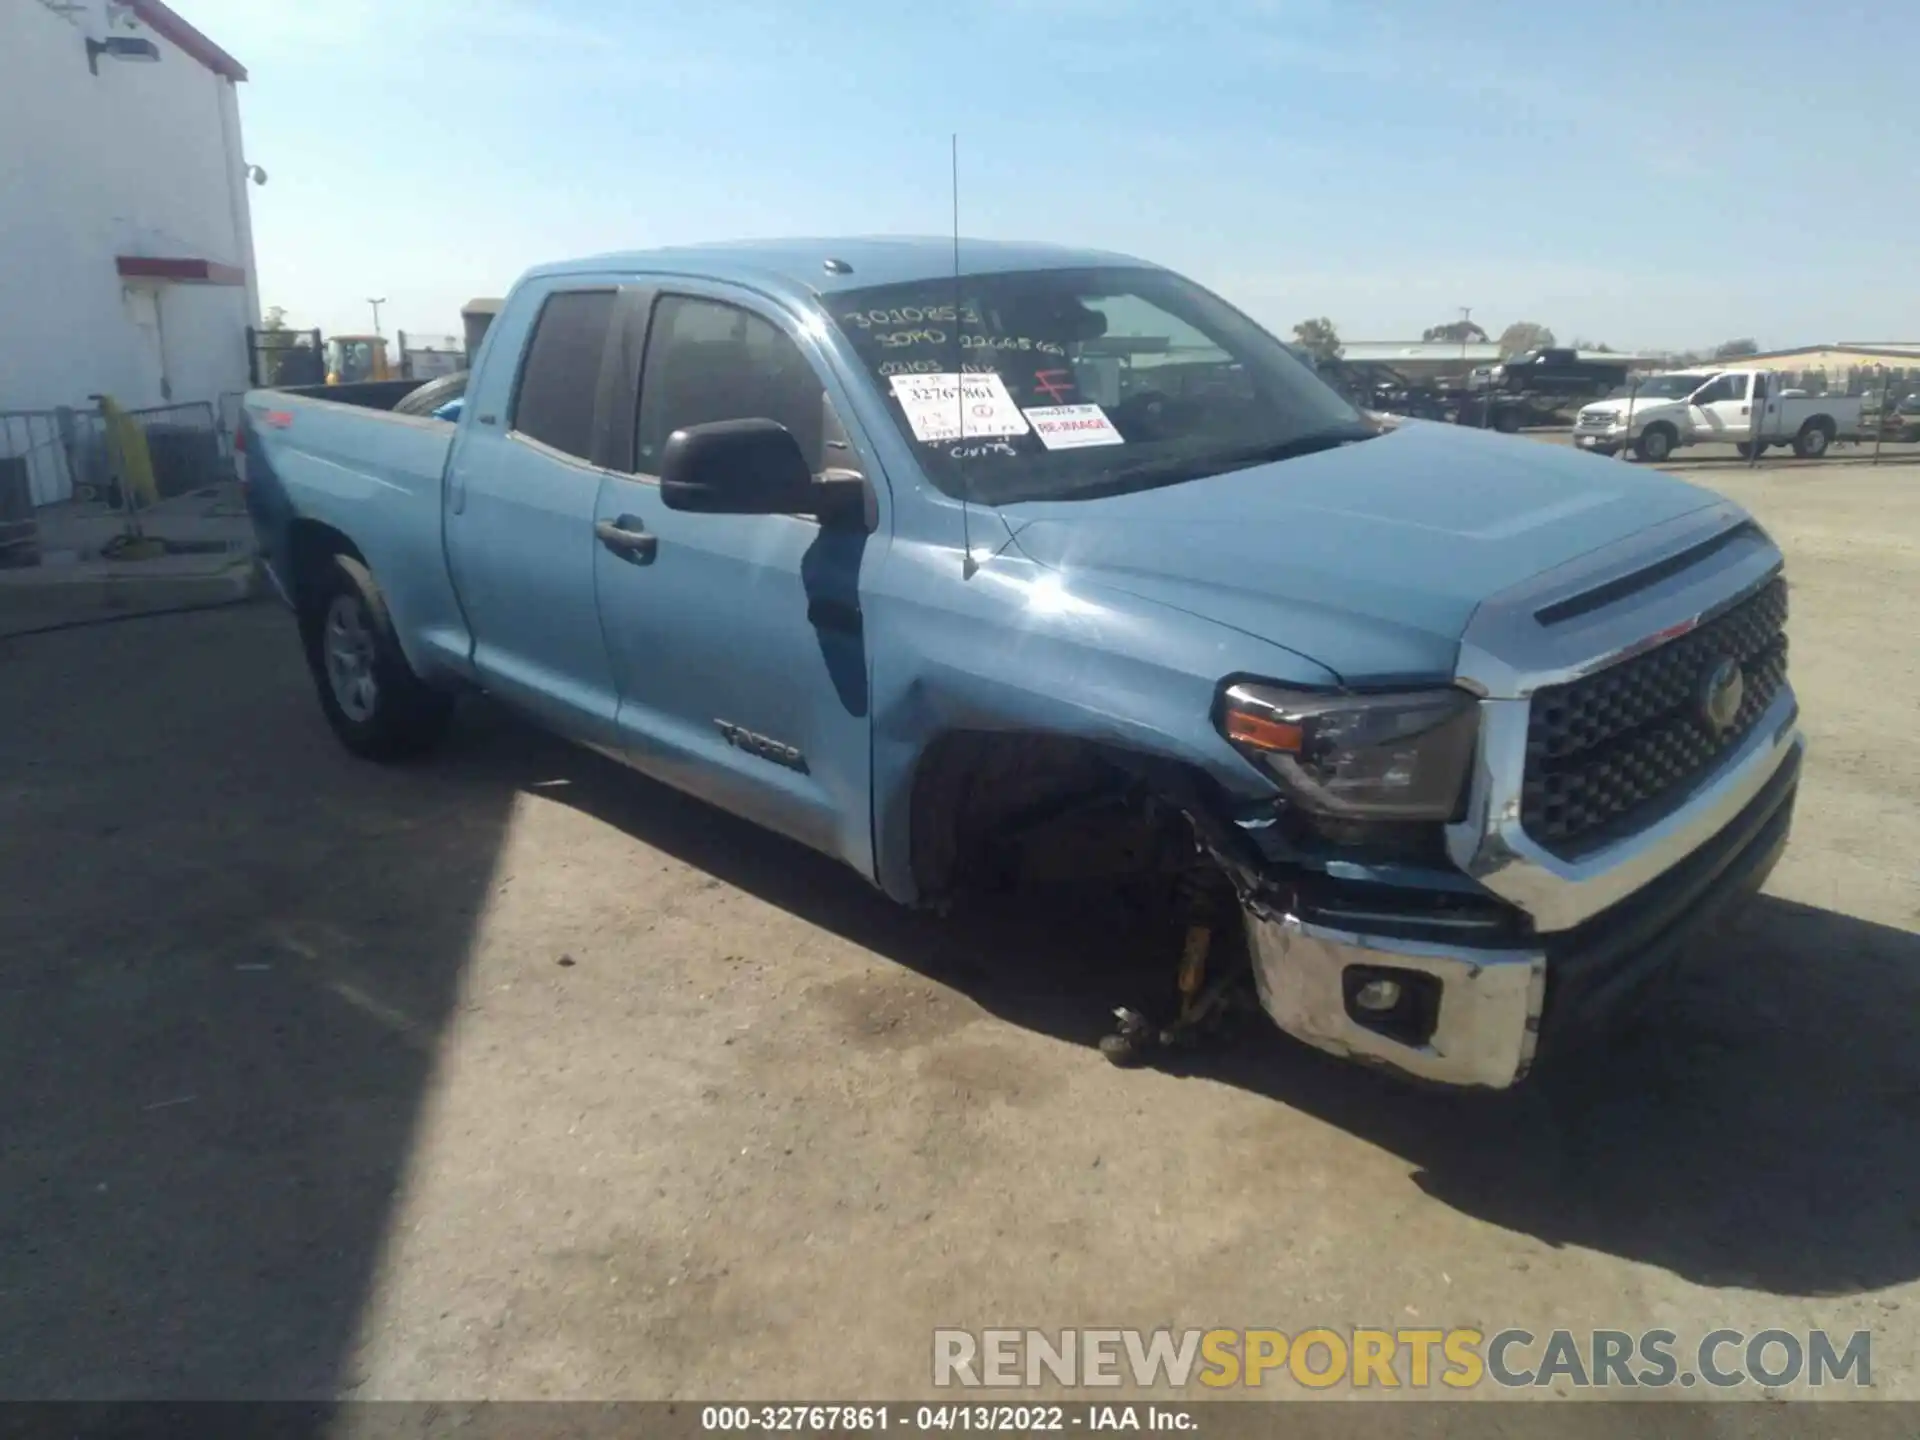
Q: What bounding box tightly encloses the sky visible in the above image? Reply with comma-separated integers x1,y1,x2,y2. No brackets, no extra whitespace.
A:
180,0,1916,354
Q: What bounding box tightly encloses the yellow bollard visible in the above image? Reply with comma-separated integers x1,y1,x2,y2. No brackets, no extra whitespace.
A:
97,396,160,510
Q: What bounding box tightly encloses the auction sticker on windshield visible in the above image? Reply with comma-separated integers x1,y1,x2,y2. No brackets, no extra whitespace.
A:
888,373,1029,444
1025,404,1124,451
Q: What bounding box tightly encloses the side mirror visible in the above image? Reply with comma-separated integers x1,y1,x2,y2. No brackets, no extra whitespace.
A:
659,418,816,515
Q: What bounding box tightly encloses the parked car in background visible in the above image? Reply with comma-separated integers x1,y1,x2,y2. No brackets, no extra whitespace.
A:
1573,369,1866,461
1486,347,1631,402
238,237,1801,1091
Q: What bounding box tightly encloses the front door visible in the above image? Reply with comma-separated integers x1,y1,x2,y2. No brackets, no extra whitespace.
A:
591,289,881,874
123,286,171,404
1690,371,1752,442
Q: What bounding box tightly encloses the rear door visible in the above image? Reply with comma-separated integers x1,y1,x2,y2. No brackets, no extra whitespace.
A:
443,282,627,748
589,286,883,875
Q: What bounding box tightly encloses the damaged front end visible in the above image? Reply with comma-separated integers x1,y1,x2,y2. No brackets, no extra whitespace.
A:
1158,757,1547,1090
1185,516,1804,1089
1192,679,1546,1086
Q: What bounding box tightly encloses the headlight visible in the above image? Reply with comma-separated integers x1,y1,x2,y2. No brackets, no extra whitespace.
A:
1219,682,1479,821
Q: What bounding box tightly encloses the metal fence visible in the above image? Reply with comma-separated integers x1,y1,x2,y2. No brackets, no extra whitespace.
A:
397,331,465,381
247,325,326,388
216,390,247,464
0,399,236,566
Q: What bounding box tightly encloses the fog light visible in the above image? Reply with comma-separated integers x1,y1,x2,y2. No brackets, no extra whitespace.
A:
1353,978,1403,1012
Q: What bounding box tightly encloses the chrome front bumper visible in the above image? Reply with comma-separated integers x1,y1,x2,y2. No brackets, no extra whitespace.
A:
1248,918,1545,1088
1247,719,1800,1087
1246,504,1803,1088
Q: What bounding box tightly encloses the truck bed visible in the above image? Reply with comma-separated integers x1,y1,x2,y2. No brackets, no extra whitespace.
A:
267,378,435,412
241,386,470,682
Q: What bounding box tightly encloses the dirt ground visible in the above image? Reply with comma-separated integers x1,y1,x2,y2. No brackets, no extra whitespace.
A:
2,458,1916,1404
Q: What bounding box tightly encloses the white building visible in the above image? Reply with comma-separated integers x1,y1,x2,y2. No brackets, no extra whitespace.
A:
0,0,258,430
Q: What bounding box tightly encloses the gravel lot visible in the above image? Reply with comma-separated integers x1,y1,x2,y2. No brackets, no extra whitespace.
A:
2,457,1916,1404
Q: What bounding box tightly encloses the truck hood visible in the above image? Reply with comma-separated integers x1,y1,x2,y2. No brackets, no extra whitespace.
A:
1604,395,1686,419
1001,421,1719,684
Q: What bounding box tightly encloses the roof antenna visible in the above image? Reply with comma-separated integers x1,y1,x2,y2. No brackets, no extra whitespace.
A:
953,132,978,580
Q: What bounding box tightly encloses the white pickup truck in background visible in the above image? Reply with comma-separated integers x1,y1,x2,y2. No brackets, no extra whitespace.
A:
1573,368,1866,462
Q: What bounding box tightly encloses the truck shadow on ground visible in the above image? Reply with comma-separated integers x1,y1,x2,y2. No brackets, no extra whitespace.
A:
0,607,516,1399
523,708,1920,1301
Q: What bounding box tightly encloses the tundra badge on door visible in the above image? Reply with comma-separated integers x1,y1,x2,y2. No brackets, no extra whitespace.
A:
714,720,809,773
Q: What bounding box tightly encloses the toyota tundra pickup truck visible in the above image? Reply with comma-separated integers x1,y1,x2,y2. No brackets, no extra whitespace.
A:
239,238,1803,1089
1574,368,1866,462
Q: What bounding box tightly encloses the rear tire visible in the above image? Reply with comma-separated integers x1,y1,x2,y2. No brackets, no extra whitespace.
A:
1634,424,1676,463
1492,407,1522,434
1735,441,1768,459
299,553,453,761
1793,420,1834,459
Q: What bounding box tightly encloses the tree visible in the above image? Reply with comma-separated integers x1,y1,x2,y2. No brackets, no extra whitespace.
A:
1423,319,1489,344
261,304,289,332
1712,338,1761,360
1291,316,1343,364
1496,321,1554,357
1568,336,1613,353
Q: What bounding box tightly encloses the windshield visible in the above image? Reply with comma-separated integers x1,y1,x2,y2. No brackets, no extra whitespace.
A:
1615,372,1710,399
827,266,1368,504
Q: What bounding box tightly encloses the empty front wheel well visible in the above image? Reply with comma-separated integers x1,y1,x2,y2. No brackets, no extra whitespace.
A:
906,730,1247,902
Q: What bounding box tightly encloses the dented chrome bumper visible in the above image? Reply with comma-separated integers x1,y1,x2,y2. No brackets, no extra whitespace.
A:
1244,725,1801,1089
1247,916,1544,1088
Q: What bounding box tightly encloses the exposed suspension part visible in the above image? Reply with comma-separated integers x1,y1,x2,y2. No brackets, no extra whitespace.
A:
1100,819,1255,1067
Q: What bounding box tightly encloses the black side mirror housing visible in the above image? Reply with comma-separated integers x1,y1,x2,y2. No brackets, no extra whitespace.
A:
659,419,817,515
659,418,875,528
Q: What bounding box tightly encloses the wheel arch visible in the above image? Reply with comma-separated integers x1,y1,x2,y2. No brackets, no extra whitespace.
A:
286,518,366,618
898,729,1263,906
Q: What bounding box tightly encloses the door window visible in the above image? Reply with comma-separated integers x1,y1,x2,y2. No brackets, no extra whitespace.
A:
635,296,838,476
512,289,617,460
1692,375,1737,405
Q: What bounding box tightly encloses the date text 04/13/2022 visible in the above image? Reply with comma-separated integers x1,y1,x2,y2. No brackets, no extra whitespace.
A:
697,1403,1198,1432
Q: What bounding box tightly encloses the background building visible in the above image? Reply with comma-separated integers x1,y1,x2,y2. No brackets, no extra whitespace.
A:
1698,343,1920,396
0,0,258,428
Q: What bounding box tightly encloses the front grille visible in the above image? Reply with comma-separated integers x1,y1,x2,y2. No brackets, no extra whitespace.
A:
1575,411,1616,429
1521,578,1789,856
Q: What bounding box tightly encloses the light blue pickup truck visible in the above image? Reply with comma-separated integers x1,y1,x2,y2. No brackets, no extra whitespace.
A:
240,238,1802,1088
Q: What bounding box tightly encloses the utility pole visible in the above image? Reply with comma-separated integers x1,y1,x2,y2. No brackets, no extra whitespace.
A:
1459,306,1473,361
367,297,386,336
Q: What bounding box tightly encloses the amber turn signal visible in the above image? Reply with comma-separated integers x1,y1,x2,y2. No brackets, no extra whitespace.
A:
1224,708,1305,754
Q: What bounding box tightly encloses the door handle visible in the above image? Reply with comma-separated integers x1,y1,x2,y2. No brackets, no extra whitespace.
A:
1739,406,1750,415
595,515,658,563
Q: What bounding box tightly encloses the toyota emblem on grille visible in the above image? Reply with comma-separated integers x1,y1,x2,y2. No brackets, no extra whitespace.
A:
1697,655,1745,734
